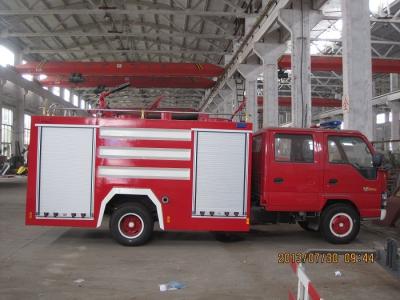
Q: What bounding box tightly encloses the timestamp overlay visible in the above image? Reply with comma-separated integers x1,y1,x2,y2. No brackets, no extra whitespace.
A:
277,250,376,264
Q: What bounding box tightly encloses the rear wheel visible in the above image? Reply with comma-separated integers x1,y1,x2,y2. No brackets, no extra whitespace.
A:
320,204,360,244
110,203,154,246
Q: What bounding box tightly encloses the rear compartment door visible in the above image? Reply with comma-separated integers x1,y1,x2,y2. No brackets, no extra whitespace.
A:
192,130,250,217
35,125,96,220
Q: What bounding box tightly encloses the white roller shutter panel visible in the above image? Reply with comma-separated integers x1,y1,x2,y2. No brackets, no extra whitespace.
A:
193,131,249,217
36,126,95,219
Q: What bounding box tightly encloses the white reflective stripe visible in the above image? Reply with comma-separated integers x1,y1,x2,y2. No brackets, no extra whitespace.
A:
100,127,191,141
98,166,190,180
99,147,191,160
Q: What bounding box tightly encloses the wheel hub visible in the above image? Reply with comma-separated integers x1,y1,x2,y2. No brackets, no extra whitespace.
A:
331,215,351,235
119,214,143,238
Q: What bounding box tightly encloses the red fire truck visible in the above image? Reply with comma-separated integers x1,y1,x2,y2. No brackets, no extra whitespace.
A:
25,113,387,245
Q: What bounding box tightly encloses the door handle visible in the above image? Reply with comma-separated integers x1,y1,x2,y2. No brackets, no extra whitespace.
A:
273,177,284,183
328,178,338,185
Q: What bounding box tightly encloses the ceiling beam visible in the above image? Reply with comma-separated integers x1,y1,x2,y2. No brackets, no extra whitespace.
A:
1,30,236,40
0,9,256,17
22,48,226,56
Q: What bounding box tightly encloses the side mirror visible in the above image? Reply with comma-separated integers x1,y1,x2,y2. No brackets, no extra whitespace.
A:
372,153,384,167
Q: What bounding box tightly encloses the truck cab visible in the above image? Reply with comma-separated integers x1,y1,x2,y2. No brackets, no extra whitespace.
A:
252,128,387,244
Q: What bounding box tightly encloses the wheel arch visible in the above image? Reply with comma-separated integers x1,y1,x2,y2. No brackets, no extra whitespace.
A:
322,199,360,216
97,188,164,229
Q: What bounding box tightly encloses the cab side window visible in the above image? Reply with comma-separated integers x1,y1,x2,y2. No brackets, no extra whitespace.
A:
327,136,376,179
274,134,314,163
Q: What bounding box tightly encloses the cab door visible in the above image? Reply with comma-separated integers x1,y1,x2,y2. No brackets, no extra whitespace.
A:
323,134,381,215
267,131,322,211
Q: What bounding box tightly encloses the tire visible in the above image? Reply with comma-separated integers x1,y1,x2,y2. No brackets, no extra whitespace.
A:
298,221,319,232
109,203,154,246
320,204,360,244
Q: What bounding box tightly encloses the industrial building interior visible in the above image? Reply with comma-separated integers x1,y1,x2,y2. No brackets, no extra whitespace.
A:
1,0,400,299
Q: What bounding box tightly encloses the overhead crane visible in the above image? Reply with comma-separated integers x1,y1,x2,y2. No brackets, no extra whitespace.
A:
38,76,216,89
15,62,224,77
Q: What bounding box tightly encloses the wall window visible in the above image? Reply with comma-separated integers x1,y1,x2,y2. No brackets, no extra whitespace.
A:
24,114,31,149
73,95,79,107
80,99,85,109
376,113,385,124
1,108,13,157
63,89,70,102
274,134,314,163
0,45,14,67
52,86,60,96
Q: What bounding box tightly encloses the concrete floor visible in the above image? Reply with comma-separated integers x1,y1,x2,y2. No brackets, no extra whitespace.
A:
1,179,399,300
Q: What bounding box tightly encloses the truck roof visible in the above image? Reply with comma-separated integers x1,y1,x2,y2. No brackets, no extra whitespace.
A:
254,127,363,136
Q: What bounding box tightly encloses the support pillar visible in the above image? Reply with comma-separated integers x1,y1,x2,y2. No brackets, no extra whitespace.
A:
13,52,25,156
215,99,224,115
219,87,234,118
390,74,400,92
389,102,400,142
226,79,238,114
0,84,3,154
208,102,217,114
245,17,257,35
245,79,258,130
372,106,379,141
341,0,373,139
254,36,286,128
279,1,322,127
238,65,262,131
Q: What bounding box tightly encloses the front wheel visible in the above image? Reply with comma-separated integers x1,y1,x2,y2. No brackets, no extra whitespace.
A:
320,204,360,244
110,203,154,246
